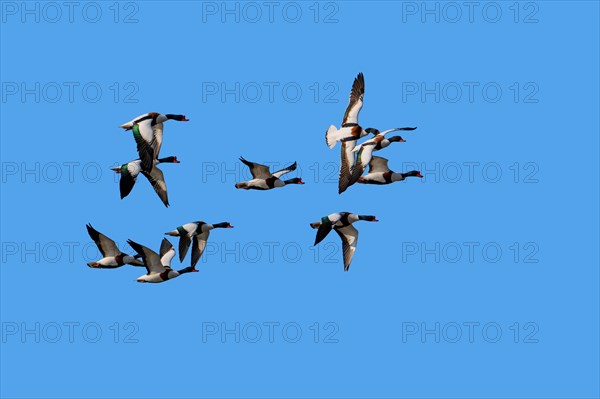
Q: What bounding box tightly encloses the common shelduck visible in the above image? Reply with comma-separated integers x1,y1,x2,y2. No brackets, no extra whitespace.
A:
120,112,188,172
165,221,234,268
310,212,378,271
235,157,304,190
112,156,180,207
86,224,144,268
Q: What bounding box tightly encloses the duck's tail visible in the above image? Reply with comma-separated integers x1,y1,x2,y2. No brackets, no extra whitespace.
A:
325,125,340,149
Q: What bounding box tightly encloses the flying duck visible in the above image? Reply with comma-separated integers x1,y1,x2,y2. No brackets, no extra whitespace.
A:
235,157,304,190
128,238,198,283
325,73,368,149
120,112,188,172
165,221,234,268
324,73,371,193
310,212,379,271
112,156,180,207
357,156,422,185
348,127,416,186
86,224,144,268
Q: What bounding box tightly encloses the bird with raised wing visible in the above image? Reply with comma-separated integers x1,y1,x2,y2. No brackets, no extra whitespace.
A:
128,238,198,283
310,212,378,271
112,156,180,207
85,224,144,268
235,157,304,190
120,112,188,172
165,221,234,268
348,127,416,186
357,156,422,185
324,73,371,193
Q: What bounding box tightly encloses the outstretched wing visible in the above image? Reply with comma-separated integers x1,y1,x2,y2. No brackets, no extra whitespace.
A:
86,224,120,257
152,123,165,159
142,166,169,207
338,141,356,194
127,239,165,274
334,224,359,271
118,161,141,199
342,73,364,125
349,144,376,186
314,223,334,246
120,112,152,129
368,156,391,174
312,214,343,246
240,157,272,179
159,238,175,267
132,120,156,172
191,231,210,268
272,162,297,178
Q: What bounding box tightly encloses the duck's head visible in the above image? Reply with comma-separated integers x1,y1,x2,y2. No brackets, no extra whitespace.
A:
213,222,234,229
404,170,423,178
357,176,366,184
165,114,189,122
283,177,305,185
158,156,181,164
365,128,380,135
111,167,121,174
358,215,379,222
87,262,100,268
310,222,322,229
388,136,406,143
235,182,249,189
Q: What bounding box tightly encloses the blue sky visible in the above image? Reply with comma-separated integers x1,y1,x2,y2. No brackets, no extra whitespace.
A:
1,1,599,398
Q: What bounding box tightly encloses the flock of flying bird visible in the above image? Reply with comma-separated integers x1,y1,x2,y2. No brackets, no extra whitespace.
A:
86,73,423,281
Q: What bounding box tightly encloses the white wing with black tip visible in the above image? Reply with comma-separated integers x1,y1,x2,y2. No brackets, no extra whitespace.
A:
334,224,359,271
342,73,365,125
159,238,175,268
150,122,165,159
127,240,165,275
272,162,297,178
86,224,120,257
